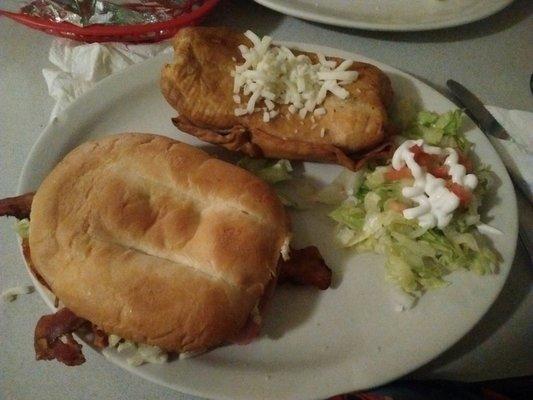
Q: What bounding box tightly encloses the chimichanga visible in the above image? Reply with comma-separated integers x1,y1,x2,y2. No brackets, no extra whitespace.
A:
161,27,395,170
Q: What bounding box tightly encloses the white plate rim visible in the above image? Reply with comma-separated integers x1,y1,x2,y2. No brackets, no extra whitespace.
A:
16,43,518,400
253,0,514,31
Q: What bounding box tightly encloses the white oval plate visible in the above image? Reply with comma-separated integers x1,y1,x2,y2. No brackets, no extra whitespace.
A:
18,44,517,400
254,0,514,31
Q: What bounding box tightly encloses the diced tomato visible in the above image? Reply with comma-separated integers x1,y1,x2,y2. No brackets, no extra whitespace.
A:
416,152,440,169
385,166,412,181
409,145,454,179
448,182,472,207
415,151,441,168
409,145,445,175
409,144,424,155
431,165,449,179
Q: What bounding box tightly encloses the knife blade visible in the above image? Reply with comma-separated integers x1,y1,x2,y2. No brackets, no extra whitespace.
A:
446,79,511,140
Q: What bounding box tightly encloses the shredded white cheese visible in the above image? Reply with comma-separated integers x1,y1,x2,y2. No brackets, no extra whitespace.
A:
1,285,34,302
233,30,358,121
14,218,30,239
314,107,326,116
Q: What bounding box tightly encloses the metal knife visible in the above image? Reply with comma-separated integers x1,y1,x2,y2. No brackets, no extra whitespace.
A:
446,79,511,140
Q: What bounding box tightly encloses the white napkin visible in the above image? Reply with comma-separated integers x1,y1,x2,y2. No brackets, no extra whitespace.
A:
482,106,533,204
43,38,172,120
42,40,532,204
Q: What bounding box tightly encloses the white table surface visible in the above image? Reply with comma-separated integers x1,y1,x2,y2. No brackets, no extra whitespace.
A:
1,1,532,399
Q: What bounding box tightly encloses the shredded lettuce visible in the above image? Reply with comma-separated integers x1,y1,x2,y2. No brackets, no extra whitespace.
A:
239,157,315,209
330,201,365,231
405,109,471,152
14,218,30,239
326,109,500,296
330,193,498,295
238,157,293,184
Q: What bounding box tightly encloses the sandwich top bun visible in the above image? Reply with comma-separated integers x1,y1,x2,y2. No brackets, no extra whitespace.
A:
29,133,291,353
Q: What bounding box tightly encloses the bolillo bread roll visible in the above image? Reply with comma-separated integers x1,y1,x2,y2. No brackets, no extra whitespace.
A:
29,133,291,353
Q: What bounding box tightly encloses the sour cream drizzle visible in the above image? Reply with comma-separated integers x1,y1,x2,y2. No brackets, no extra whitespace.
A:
391,139,478,230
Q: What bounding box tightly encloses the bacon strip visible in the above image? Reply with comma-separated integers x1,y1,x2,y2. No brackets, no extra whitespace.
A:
34,308,87,366
90,325,109,349
7,198,97,366
278,246,332,290
234,246,333,344
0,192,34,220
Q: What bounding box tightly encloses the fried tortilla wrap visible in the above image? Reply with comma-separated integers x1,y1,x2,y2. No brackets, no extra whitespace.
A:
161,27,395,170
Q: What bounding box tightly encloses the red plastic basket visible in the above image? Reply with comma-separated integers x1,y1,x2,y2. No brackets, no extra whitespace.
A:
1,0,220,43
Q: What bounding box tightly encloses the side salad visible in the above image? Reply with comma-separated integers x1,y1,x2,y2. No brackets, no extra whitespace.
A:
240,109,500,299
324,110,500,296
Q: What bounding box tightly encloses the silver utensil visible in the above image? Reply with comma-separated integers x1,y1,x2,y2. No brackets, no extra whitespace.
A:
447,79,511,140
446,79,529,198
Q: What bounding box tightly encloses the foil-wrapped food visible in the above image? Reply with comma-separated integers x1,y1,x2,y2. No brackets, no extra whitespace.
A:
1,0,206,26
